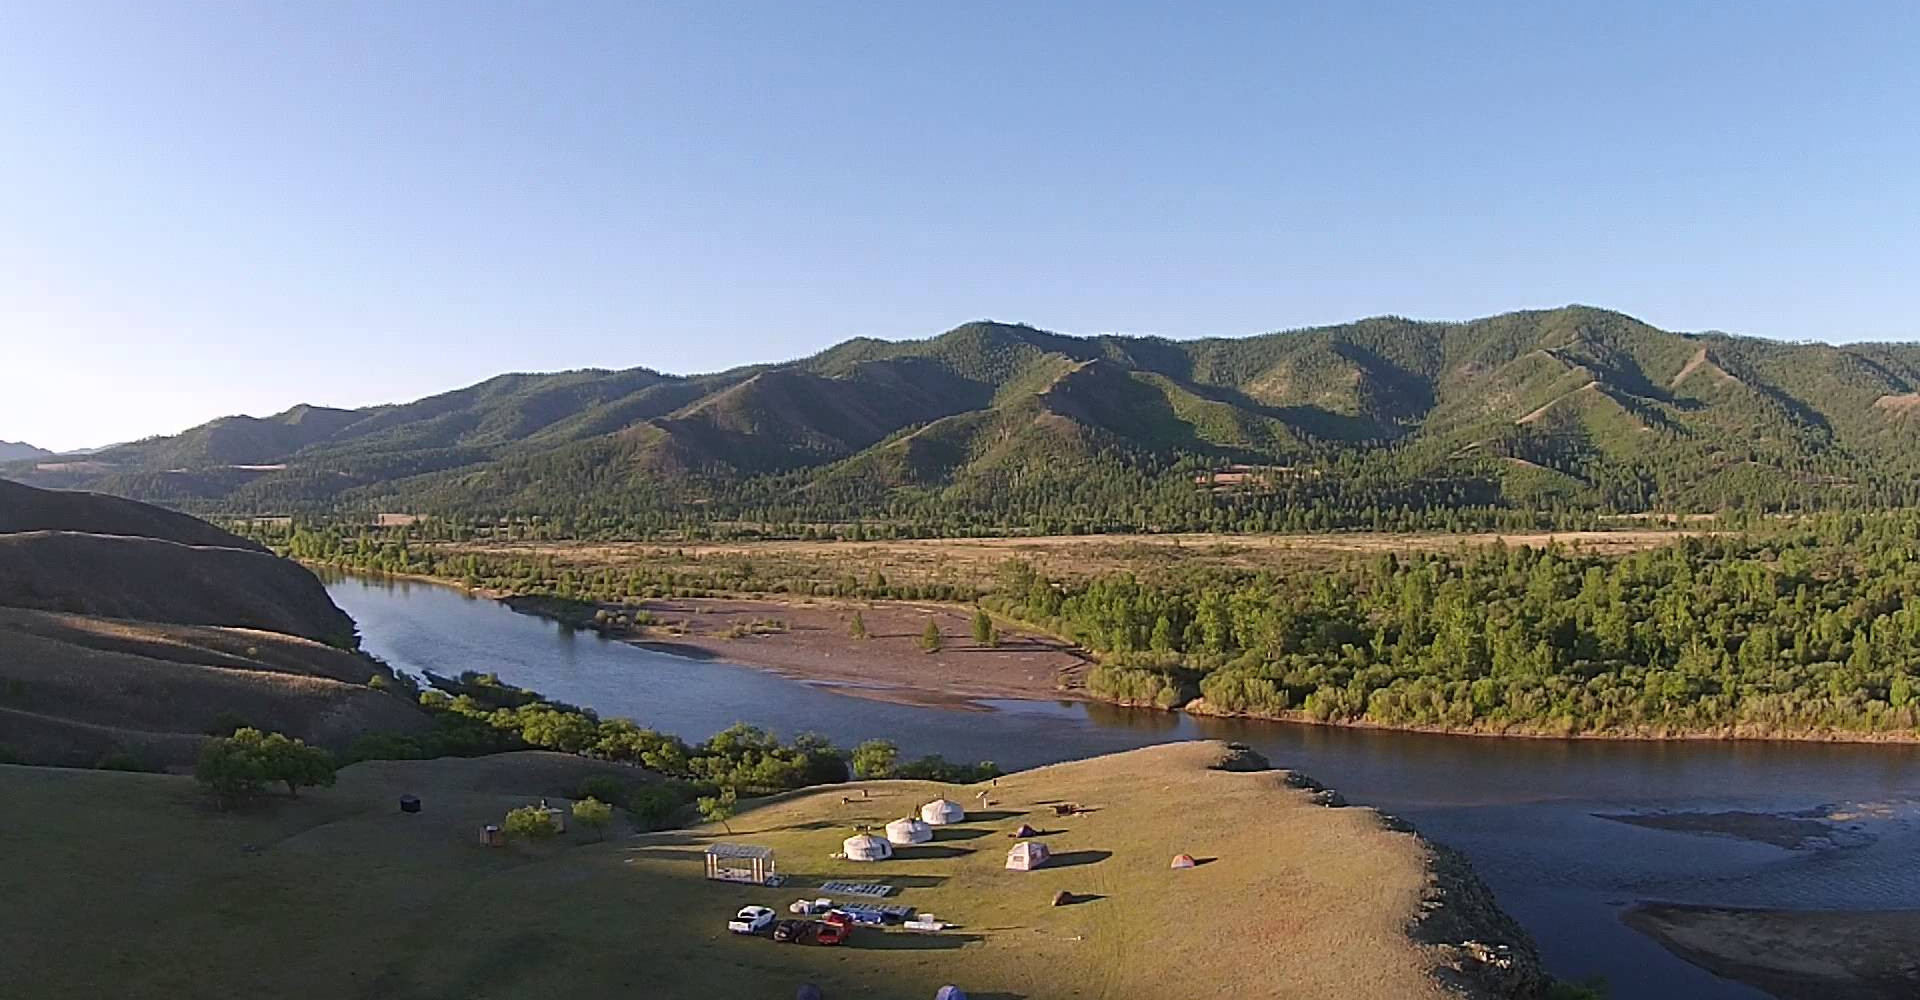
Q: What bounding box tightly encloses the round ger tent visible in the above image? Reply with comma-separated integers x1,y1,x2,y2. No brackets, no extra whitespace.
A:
1170,853,1198,869
843,833,894,862
885,817,933,845
920,798,966,825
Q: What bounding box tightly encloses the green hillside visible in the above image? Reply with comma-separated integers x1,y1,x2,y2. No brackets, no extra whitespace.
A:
11,306,1920,531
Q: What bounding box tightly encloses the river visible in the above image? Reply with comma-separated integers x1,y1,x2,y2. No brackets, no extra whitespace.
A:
326,572,1920,1000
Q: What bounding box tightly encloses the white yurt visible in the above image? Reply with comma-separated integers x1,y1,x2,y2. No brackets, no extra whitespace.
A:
843,832,894,862
919,798,965,825
1005,840,1051,871
885,817,933,846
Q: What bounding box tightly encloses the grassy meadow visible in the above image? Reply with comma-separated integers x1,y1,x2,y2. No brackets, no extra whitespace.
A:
2,743,1473,1000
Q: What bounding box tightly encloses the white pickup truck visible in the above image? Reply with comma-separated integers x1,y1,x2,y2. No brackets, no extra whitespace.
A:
727,906,776,934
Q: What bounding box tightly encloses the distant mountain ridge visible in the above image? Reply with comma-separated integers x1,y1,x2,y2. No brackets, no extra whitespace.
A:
9,306,1920,519
0,440,52,462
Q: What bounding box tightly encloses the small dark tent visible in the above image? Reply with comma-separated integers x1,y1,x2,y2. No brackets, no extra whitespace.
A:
935,987,968,1000
1010,823,1039,838
797,985,824,1000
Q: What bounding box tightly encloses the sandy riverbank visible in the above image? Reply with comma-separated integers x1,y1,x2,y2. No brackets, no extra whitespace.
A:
511,593,1093,710
1623,904,1920,999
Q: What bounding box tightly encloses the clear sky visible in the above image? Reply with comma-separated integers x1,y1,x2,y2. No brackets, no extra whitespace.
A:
3,2,1916,452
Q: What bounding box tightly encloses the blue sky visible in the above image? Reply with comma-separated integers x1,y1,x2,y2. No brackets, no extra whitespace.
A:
2,2,1916,451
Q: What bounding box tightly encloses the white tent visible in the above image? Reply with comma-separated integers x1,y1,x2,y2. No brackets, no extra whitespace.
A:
885,817,933,845
919,798,965,825
843,833,894,862
1005,841,1051,871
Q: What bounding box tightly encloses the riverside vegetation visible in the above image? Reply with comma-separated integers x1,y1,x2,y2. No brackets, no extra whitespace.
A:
263,510,1920,740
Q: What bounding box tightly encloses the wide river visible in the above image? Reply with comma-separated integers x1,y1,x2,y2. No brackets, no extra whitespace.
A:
327,572,1920,1000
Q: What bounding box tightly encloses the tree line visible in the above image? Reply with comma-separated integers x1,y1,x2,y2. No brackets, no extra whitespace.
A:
987,512,1920,737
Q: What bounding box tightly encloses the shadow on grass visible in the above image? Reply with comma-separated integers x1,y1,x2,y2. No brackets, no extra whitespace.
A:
849,931,985,950
1047,850,1113,869
767,819,841,832
1055,892,1106,905
785,872,952,890
623,846,709,862
932,827,993,841
966,810,1024,822
893,845,974,860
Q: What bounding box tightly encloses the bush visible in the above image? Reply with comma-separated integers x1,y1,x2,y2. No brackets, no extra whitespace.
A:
573,797,615,840
503,804,559,840
920,618,943,653
575,774,630,809
195,735,269,808
95,751,152,772
851,739,899,779
626,784,685,830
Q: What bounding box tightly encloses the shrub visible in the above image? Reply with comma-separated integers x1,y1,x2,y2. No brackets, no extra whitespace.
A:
95,751,151,772
503,804,559,840
627,784,685,830
573,797,615,840
920,618,943,654
195,735,269,808
575,775,629,809
851,739,899,779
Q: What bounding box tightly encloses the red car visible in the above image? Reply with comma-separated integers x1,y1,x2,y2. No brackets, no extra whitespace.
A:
811,919,849,946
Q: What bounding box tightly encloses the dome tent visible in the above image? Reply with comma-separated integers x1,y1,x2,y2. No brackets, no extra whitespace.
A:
1170,853,1198,869
934,987,968,1000
843,832,894,862
920,798,965,825
797,986,824,1000
885,817,933,845
1005,840,1051,871
1010,823,1039,838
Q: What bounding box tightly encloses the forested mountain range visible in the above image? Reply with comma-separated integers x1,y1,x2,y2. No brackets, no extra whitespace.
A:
10,306,1920,533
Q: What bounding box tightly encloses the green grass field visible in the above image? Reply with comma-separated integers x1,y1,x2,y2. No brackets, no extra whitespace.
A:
2,743,1475,999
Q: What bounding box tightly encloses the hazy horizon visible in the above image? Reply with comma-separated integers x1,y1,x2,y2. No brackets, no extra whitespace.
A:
5,2,1916,452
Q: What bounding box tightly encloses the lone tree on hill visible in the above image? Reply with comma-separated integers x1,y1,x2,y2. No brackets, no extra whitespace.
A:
193,727,336,808
697,785,738,834
257,730,337,797
972,607,998,647
920,618,944,654
572,797,615,841
848,610,868,640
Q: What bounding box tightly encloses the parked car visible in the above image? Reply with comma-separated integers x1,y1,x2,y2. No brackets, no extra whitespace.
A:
728,906,776,935
772,918,807,942
811,919,849,946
